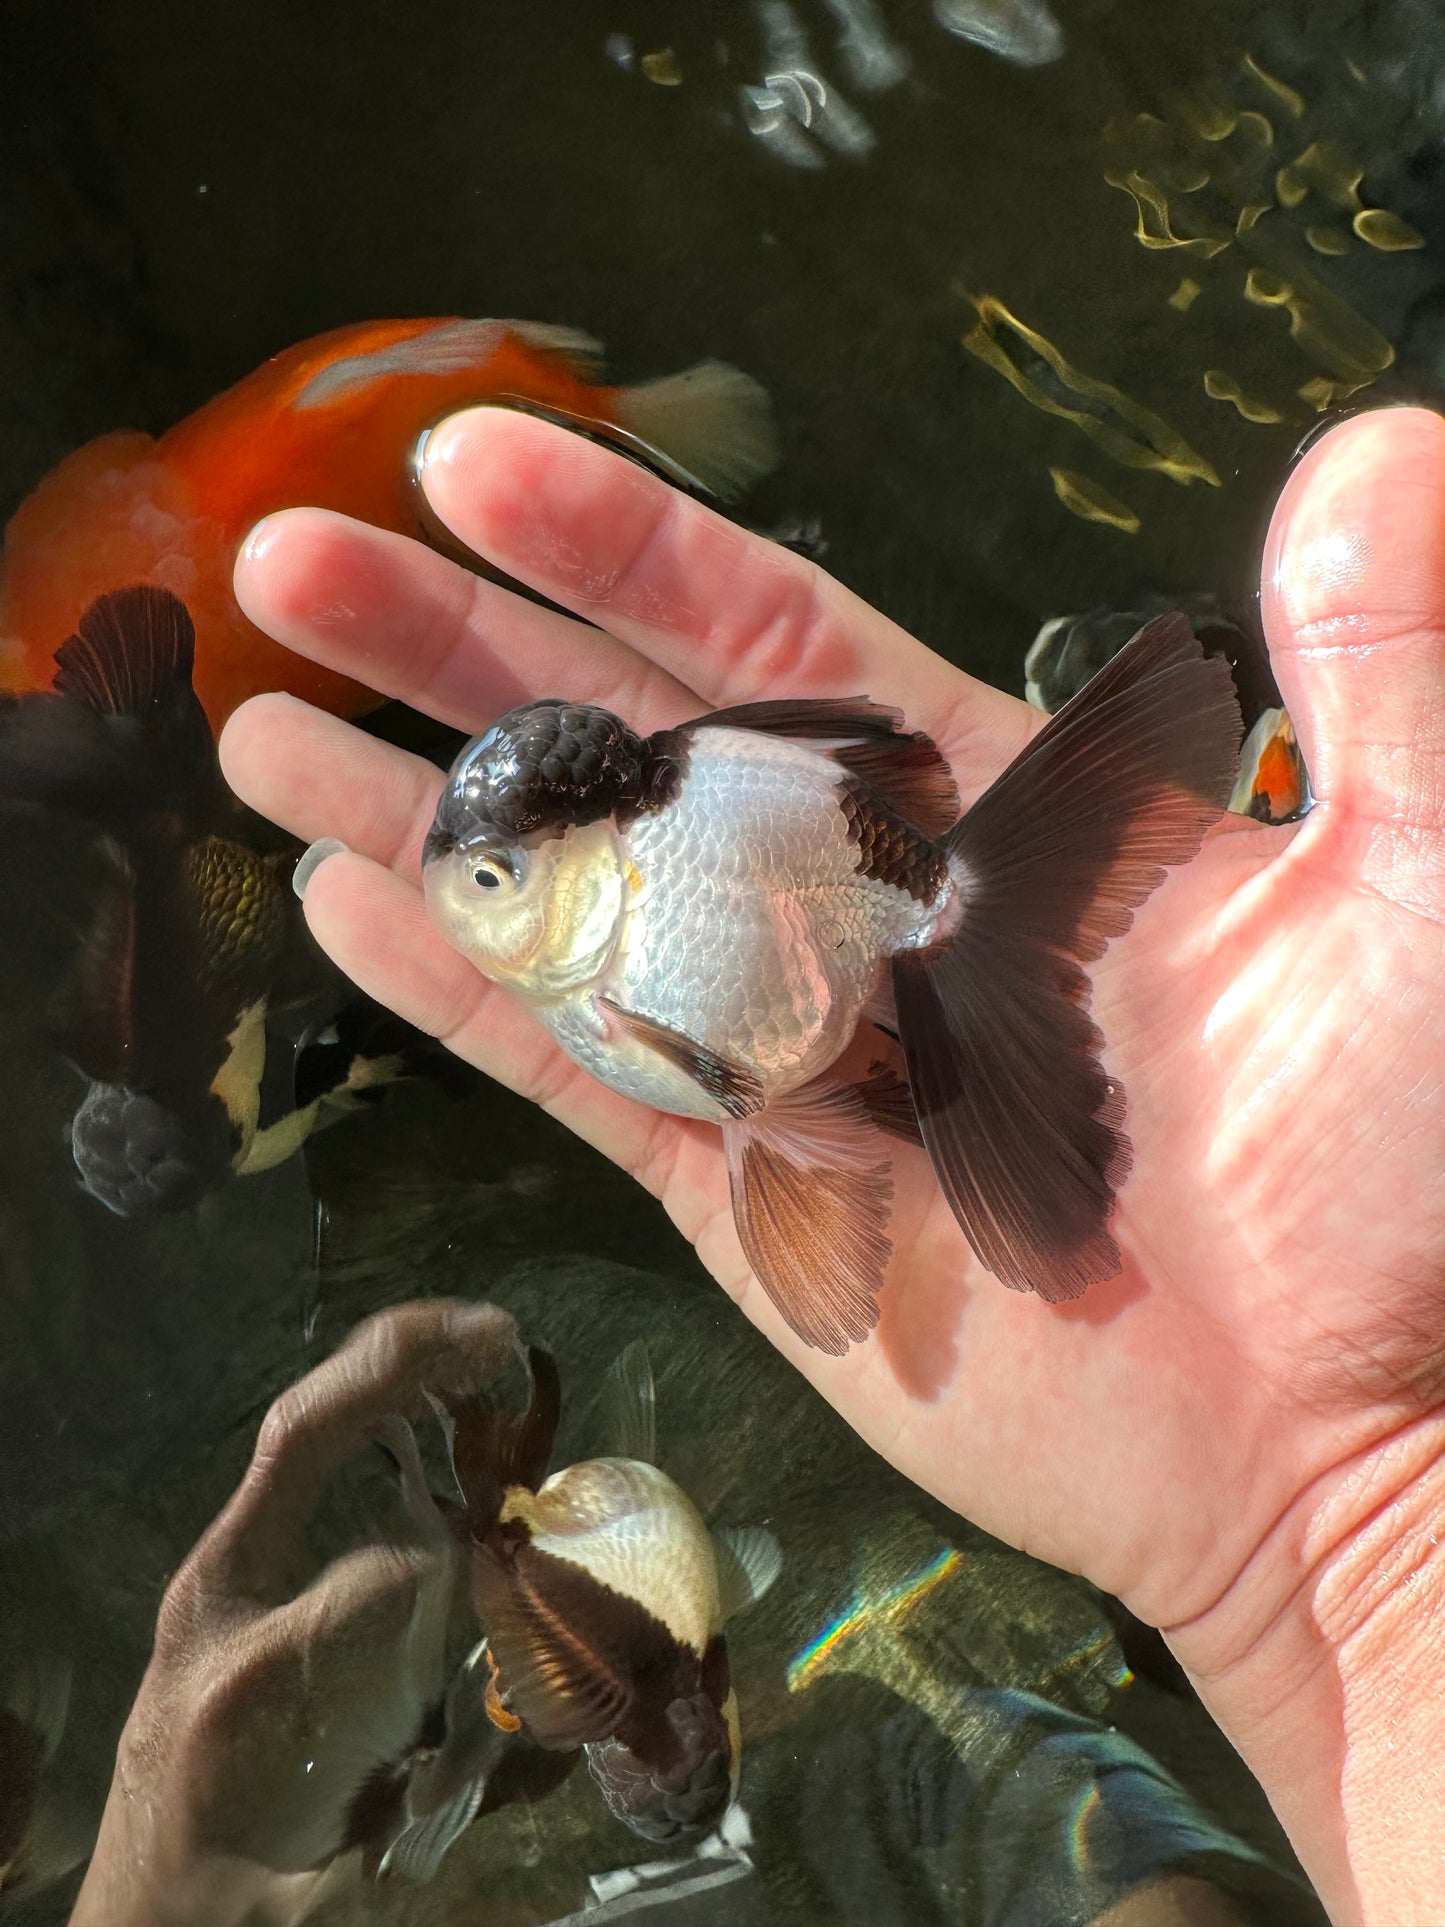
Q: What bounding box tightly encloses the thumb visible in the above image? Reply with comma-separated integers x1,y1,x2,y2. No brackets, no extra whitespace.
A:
1262,405,1445,900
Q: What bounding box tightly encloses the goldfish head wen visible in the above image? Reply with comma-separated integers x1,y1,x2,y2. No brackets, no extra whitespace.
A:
422,701,677,995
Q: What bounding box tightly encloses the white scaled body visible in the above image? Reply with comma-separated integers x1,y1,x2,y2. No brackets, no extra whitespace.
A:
543,728,942,1121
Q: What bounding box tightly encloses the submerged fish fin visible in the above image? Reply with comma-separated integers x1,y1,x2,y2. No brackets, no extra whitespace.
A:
503,319,607,379
893,613,1243,1300
599,997,765,1119
471,1546,640,1750
685,698,959,837
724,1074,895,1354
447,1346,561,1529
612,360,779,502
379,1773,486,1883
4,1653,72,1764
712,1526,783,1619
51,586,196,716
599,1340,658,1465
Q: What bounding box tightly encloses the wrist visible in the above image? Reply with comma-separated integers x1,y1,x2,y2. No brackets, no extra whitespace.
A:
1165,1411,1445,1925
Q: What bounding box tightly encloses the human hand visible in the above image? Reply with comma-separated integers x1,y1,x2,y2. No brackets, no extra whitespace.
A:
221,405,1445,1924
69,1299,517,1927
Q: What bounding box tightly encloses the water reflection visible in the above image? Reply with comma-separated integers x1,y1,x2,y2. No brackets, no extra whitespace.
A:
18,1293,1317,1924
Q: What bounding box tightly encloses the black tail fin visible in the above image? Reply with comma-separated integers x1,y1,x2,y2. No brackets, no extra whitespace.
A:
893,613,1243,1301
447,1345,561,1531
52,586,196,714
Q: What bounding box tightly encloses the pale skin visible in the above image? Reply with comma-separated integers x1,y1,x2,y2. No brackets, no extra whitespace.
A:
217,403,1445,1926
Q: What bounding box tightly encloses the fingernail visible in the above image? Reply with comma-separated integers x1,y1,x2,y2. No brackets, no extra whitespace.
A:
240,513,285,568
293,838,349,900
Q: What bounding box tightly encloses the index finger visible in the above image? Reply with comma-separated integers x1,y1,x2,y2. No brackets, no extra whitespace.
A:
419,409,1039,798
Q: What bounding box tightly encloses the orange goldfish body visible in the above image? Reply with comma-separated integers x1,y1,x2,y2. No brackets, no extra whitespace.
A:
0,320,778,730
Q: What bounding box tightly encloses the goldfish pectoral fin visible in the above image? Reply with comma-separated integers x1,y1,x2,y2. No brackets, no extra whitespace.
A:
894,611,1243,1301
377,1774,488,1884
599,1340,659,1465
612,360,780,502
723,1077,894,1354
469,1547,634,1751
599,998,765,1117
445,1345,560,1528
712,1526,783,1619
679,698,959,836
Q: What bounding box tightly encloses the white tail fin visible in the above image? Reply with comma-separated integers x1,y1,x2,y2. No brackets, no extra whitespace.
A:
615,360,780,501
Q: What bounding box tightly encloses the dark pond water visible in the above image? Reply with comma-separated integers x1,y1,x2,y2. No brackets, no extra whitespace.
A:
4,0,1443,1919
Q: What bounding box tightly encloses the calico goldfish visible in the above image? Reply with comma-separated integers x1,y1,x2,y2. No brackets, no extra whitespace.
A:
441,1345,780,1844
418,615,1243,1351
1026,596,1311,825
0,320,778,730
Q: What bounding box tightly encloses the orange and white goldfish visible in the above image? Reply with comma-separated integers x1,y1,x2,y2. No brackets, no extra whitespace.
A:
415,616,1242,1350
1026,597,1312,825
0,320,778,730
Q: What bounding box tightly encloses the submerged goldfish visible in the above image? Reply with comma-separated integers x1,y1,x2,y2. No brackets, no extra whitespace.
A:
418,615,1242,1351
0,320,777,730
442,1346,779,1844
0,586,395,1212
1026,596,1311,826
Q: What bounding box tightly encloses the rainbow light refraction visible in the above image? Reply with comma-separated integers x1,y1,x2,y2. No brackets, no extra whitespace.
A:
786,1545,963,1693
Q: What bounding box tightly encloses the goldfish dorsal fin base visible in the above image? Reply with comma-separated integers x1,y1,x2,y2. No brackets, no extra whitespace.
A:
503,319,607,378
613,360,779,502
685,697,959,836
448,1345,561,1528
724,1072,895,1354
712,1526,782,1621
52,586,195,716
894,612,1243,1300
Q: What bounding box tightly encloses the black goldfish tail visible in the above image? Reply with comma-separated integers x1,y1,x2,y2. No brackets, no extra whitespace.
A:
892,612,1243,1301
446,1344,561,1532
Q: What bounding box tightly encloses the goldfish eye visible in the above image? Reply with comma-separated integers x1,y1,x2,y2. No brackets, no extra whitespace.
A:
472,858,509,891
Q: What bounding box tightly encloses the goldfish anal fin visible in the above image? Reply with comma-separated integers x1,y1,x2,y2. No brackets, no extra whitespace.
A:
448,1346,561,1529
473,1543,655,1751
688,697,959,837
724,1074,895,1354
52,587,196,716
893,612,1243,1301
599,998,764,1119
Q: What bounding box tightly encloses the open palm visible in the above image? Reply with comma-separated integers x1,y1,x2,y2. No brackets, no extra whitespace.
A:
220,406,1445,1862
